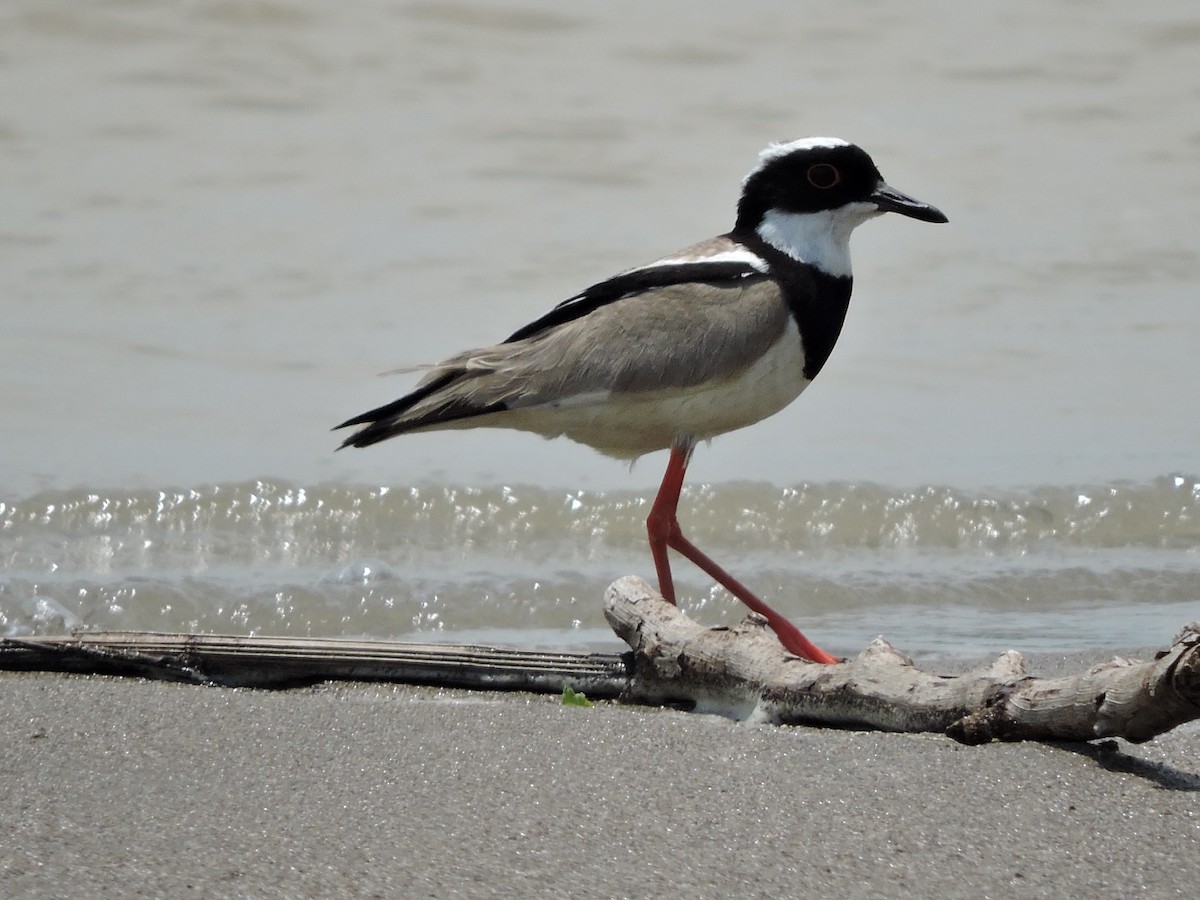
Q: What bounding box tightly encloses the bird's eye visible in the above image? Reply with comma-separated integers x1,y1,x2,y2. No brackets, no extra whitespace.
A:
806,163,841,189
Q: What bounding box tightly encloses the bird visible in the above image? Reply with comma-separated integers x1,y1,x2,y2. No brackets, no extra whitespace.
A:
336,137,947,664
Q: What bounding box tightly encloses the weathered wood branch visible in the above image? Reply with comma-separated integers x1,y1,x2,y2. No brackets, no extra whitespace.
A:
0,633,630,696
604,575,1200,744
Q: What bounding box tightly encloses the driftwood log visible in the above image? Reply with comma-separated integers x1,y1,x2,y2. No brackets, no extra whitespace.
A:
604,575,1200,744
0,632,629,695
5,578,1198,745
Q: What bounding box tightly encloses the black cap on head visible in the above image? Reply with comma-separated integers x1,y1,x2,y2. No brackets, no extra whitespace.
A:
736,138,947,230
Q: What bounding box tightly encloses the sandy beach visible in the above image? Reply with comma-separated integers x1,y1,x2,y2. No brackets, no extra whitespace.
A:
3,4,1199,895
3,651,1198,898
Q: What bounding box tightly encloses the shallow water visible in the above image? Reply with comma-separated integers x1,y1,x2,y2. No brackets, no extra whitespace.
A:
4,477,1198,657
2,2,1199,656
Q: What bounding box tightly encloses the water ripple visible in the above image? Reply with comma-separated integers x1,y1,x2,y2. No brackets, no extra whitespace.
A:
2,476,1198,651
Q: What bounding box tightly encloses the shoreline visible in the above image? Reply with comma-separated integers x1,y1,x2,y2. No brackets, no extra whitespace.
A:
3,650,1198,897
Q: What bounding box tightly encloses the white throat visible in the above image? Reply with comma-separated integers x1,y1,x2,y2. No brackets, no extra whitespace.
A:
755,203,880,278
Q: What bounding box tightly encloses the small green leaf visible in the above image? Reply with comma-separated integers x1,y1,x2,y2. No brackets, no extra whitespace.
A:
561,686,592,707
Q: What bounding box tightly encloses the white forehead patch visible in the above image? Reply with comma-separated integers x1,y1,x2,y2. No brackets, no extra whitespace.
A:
743,137,851,185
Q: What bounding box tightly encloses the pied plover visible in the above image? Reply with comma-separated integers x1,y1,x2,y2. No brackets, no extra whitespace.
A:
337,137,947,663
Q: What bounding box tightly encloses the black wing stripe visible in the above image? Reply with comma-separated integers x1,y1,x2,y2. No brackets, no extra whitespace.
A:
503,260,765,343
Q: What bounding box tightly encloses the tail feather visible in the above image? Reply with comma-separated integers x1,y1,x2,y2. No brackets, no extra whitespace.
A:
334,372,457,431
334,370,508,449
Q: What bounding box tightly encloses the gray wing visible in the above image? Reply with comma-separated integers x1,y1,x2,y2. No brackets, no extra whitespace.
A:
335,276,794,450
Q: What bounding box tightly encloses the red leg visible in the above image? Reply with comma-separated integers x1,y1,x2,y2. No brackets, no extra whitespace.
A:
667,530,841,665
646,443,691,606
646,441,840,665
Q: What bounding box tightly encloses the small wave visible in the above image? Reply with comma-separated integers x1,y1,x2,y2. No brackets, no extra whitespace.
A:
2,475,1197,568
2,476,1198,651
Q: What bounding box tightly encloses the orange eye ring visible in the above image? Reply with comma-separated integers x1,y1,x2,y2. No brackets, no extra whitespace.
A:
806,163,841,189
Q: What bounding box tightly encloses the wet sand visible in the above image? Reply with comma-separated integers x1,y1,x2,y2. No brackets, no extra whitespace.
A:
3,652,1198,898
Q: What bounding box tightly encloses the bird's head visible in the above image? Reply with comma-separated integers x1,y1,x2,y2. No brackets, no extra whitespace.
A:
735,137,947,277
